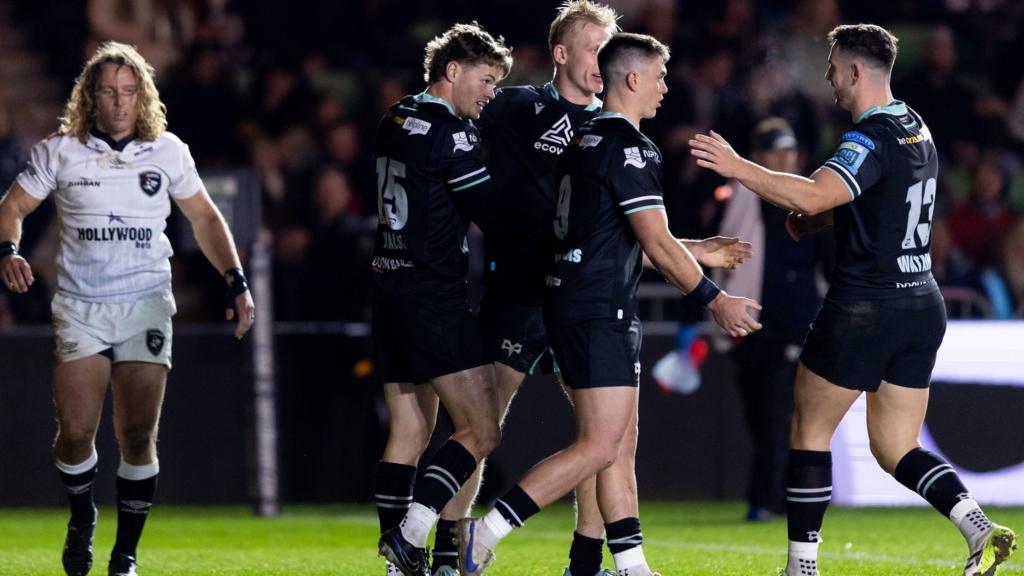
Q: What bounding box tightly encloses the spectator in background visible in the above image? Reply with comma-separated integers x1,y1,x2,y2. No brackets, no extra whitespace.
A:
977,217,1024,319
87,0,195,74
948,156,1014,268
303,166,370,321
713,118,825,522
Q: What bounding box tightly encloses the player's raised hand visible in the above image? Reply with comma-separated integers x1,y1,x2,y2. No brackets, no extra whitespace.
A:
706,292,763,337
693,236,753,269
0,251,34,294
688,130,746,178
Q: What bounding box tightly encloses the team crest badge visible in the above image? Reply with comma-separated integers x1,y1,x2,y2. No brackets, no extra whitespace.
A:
146,329,165,356
139,171,162,196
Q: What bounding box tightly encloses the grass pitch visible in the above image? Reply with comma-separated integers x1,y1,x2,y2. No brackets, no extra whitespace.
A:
0,502,1020,575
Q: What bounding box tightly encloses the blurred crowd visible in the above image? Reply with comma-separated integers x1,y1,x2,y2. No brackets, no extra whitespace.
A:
2,0,1024,327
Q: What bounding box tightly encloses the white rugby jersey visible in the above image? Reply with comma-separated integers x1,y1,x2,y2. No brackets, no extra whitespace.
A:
17,131,202,302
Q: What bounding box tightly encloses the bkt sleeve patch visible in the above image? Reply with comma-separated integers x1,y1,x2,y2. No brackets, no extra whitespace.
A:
832,141,870,174
840,131,875,150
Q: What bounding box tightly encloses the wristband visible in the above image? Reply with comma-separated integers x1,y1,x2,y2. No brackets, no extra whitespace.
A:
224,267,249,301
0,241,17,260
692,275,722,307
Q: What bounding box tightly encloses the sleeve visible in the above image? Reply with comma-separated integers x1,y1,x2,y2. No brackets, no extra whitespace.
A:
16,138,59,200
820,128,886,200
441,124,496,231
611,142,664,216
167,135,203,199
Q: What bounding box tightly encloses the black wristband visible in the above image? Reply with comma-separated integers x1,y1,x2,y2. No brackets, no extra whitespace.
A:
0,241,17,260
224,267,249,299
692,275,722,307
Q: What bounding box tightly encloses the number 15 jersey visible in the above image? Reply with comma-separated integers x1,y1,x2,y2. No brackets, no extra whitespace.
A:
819,101,939,300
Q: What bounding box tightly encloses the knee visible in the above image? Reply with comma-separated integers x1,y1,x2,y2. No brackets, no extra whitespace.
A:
869,438,913,475
580,439,621,474
56,424,97,455
389,418,434,456
117,425,157,460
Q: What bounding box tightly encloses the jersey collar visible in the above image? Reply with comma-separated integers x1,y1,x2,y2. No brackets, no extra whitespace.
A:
595,111,639,130
89,128,135,152
415,91,456,116
856,100,907,123
546,82,602,112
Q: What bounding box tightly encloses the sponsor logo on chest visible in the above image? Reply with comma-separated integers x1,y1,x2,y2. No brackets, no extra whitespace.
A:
534,113,573,155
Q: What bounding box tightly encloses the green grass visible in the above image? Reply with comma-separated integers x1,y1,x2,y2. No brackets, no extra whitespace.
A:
0,502,1020,575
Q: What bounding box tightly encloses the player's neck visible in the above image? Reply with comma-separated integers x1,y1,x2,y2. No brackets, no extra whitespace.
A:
850,86,895,123
551,71,596,106
600,95,641,129
424,83,457,115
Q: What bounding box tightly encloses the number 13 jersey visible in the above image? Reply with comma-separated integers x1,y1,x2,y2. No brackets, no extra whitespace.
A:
819,100,939,300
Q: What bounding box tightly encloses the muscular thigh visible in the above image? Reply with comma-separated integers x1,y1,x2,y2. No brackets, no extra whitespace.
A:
111,361,168,432
53,354,112,433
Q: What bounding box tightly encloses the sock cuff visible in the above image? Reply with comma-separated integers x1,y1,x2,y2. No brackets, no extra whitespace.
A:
612,546,647,572
118,459,159,481
789,449,832,467
788,539,821,555
571,531,605,547
605,517,642,540
56,450,98,475
495,484,540,528
376,461,417,482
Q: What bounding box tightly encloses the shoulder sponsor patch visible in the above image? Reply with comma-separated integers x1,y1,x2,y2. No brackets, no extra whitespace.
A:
451,131,473,152
831,141,870,174
623,146,646,169
580,134,603,149
840,131,875,150
401,117,431,136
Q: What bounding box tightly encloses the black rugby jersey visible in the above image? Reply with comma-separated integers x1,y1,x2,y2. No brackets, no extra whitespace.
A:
476,82,601,305
819,100,939,300
546,112,665,323
371,93,492,295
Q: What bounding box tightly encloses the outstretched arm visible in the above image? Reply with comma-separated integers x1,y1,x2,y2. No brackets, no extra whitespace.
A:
175,188,255,339
689,130,850,216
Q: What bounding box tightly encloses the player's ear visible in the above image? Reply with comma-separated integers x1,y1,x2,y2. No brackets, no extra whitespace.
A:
552,44,568,66
445,60,460,83
626,70,640,92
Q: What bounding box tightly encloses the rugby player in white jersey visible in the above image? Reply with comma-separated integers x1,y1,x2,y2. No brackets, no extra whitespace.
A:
0,42,255,576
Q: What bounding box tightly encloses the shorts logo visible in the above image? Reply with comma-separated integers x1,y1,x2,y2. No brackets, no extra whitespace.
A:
623,147,647,169
139,171,162,196
57,338,79,356
146,329,165,356
501,339,523,358
452,131,474,153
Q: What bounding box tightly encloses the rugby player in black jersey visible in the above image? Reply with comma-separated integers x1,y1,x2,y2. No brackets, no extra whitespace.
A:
454,33,762,576
371,23,512,576
690,23,1017,576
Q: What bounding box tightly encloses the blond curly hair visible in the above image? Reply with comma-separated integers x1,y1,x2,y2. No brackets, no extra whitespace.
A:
59,41,167,142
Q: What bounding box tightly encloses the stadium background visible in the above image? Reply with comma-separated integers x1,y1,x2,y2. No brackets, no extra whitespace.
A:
0,0,1023,523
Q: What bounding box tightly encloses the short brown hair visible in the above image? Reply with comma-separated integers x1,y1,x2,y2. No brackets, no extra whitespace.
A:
548,0,620,53
423,22,513,84
598,32,670,83
827,24,899,71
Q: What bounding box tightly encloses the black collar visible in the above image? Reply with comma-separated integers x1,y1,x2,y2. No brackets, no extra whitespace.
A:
90,128,134,152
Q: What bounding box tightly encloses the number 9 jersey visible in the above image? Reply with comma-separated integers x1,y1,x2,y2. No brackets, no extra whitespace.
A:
818,101,939,300
371,93,493,296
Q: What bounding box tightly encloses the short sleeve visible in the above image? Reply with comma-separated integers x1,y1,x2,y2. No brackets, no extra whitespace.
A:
611,143,664,215
441,125,491,195
821,129,886,200
166,134,202,199
16,138,59,200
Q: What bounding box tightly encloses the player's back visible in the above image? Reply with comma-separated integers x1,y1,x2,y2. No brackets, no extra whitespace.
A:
822,101,939,300
477,83,601,304
372,94,483,296
547,112,664,323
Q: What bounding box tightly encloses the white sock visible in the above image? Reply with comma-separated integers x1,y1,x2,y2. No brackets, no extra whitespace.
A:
399,502,438,548
613,546,647,572
480,508,514,549
787,540,820,576
950,499,992,546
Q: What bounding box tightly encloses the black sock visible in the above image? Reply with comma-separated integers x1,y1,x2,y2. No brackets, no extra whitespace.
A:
568,531,604,575
605,517,642,557
57,457,98,524
495,484,541,528
112,463,158,559
431,519,458,569
414,440,477,514
374,462,416,534
893,448,969,517
786,450,831,543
